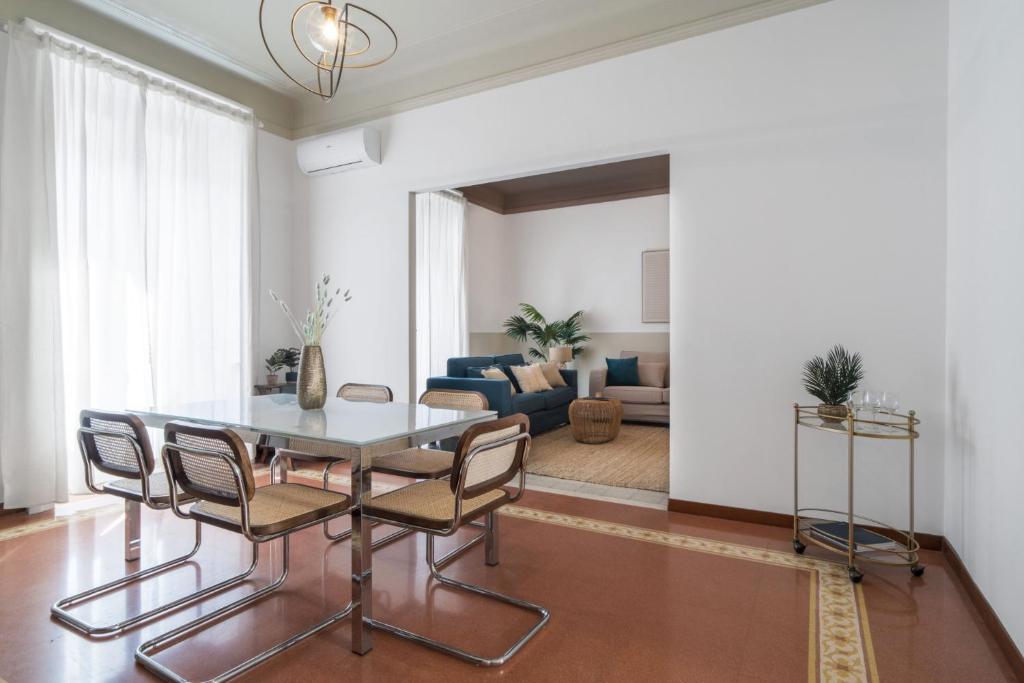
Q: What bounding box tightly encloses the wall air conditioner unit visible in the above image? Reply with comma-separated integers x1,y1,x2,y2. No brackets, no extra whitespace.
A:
296,127,381,176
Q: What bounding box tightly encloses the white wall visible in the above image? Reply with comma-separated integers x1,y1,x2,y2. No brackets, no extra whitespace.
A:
466,196,669,333
0,27,7,503
946,0,1024,653
296,0,948,531
465,204,510,331
256,130,302,377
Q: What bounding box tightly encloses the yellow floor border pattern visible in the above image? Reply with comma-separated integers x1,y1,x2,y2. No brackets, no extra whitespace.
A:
1,476,877,682
0,504,121,543
499,506,878,683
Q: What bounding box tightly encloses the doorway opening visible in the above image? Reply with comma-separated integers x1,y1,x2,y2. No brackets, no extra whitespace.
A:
412,155,670,508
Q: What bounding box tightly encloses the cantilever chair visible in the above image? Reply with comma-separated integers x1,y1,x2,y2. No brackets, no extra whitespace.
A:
312,389,492,562
52,410,261,637
371,388,489,480
363,414,549,666
136,421,354,683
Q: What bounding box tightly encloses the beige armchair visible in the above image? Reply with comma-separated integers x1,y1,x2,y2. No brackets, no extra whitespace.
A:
589,351,669,424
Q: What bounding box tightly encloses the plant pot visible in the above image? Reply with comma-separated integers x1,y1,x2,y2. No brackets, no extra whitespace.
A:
285,371,298,383
297,345,327,410
817,404,848,424
266,374,280,386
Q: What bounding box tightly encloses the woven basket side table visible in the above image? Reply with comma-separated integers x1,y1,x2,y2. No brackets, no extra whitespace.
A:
569,398,623,444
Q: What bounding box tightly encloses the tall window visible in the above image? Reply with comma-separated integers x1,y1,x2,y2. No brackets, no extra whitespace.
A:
415,190,468,395
0,24,255,506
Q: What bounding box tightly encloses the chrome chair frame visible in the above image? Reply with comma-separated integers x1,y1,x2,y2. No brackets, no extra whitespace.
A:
136,435,354,683
365,428,550,666
51,421,259,638
271,387,489,566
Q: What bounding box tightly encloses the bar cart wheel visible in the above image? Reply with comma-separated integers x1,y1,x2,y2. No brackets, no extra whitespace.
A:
848,567,864,583
911,564,925,577
792,539,806,554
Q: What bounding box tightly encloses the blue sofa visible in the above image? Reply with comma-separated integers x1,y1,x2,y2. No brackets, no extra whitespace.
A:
426,353,578,435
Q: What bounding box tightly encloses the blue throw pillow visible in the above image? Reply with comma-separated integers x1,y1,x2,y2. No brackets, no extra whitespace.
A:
466,366,488,379
606,357,639,386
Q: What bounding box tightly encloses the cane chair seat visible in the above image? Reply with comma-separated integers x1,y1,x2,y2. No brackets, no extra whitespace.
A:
103,473,191,505
191,483,351,536
363,480,509,531
371,447,455,479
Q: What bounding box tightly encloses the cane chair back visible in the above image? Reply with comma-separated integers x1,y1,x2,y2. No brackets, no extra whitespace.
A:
79,410,154,478
279,438,350,460
419,389,488,412
163,421,255,507
451,414,530,499
337,383,393,403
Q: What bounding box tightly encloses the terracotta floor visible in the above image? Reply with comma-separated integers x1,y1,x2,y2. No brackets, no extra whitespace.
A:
0,470,1015,683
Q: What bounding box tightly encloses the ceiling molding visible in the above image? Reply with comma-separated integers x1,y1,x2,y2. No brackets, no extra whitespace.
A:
291,0,829,139
73,0,296,93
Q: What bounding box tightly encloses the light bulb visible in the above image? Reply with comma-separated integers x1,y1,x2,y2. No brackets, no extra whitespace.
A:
306,4,344,56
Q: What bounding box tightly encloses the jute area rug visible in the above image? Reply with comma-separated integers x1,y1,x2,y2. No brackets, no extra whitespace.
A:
526,423,669,492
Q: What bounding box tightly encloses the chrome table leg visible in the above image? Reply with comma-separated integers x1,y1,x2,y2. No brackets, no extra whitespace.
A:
351,447,374,655
124,499,142,562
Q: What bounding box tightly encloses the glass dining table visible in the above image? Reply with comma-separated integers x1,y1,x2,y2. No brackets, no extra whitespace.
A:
130,393,497,654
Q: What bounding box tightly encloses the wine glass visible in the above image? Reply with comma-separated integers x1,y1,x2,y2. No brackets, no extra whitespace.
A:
863,389,881,425
881,392,900,417
848,390,865,424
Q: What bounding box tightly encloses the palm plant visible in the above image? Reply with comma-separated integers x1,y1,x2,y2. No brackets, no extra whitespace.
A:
802,344,864,405
502,304,590,361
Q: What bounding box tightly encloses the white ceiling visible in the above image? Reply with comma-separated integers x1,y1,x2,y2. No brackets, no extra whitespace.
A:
69,0,824,134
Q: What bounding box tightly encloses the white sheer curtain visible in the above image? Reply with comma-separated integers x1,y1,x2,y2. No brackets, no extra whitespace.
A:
144,83,254,407
0,24,256,506
50,42,152,496
415,190,468,395
0,27,67,509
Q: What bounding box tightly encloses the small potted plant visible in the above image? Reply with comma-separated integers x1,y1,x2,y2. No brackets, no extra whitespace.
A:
802,344,864,423
282,347,301,383
265,348,288,386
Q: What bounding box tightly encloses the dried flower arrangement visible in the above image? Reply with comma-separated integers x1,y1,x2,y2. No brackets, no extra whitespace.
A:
269,273,352,347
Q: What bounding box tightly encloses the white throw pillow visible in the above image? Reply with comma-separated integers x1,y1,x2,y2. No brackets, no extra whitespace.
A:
637,361,667,388
481,366,516,394
511,364,552,393
535,361,568,388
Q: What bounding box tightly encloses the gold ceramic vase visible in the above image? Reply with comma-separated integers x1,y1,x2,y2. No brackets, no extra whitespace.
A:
297,345,327,409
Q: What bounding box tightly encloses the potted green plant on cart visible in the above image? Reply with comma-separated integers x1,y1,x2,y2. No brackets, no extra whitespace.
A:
265,348,289,386
282,347,301,383
802,344,864,423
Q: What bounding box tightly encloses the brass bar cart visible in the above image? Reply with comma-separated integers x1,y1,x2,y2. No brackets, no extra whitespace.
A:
792,403,925,583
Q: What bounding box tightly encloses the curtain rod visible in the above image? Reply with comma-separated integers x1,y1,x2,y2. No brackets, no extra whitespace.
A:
3,18,261,126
